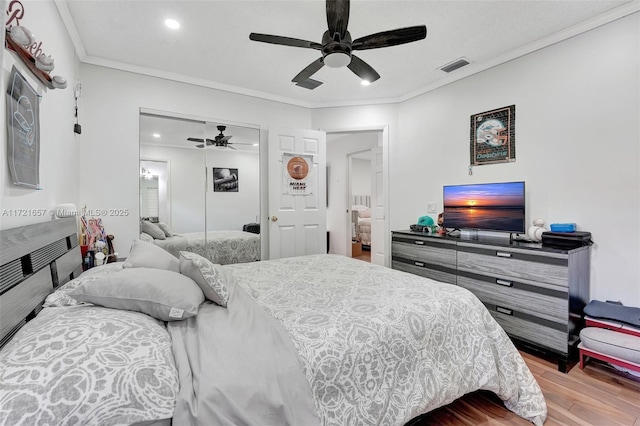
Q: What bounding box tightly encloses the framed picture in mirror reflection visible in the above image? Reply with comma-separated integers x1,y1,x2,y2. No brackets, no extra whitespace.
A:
213,168,239,192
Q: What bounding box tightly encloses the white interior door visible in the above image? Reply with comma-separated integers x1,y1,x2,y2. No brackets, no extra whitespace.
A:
370,146,385,265
268,127,326,259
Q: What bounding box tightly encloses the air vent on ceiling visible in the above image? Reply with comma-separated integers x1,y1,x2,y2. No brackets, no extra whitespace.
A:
439,57,471,73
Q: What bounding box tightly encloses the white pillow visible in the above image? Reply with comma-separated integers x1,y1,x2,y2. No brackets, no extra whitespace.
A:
124,239,179,272
68,267,204,321
157,222,174,238
179,251,233,307
358,209,371,219
141,220,166,240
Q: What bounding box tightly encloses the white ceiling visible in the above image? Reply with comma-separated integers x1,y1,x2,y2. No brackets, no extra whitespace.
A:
56,0,637,108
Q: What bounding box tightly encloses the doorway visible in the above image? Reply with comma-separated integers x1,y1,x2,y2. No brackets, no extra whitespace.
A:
348,151,372,263
325,126,388,266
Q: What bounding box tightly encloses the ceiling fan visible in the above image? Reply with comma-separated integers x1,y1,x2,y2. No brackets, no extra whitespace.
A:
249,0,427,89
187,125,249,149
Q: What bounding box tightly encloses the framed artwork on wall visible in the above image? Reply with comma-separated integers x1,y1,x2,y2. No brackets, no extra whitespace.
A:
6,66,40,189
470,104,516,166
213,168,238,192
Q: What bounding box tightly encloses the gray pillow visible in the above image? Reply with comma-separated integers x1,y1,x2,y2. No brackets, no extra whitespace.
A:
124,239,179,272
141,220,166,240
157,222,174,238
68,268,204,321
179,251,233,307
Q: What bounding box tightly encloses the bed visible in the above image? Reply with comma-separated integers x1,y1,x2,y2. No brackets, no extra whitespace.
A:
352,194,371,246
0,219,548,426
140,220,260,264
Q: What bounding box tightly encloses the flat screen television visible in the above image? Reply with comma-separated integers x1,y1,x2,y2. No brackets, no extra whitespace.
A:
443,181,525,233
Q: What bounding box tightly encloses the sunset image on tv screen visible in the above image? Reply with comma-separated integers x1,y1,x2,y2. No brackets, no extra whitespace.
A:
444,182,524,208
443,182,525,232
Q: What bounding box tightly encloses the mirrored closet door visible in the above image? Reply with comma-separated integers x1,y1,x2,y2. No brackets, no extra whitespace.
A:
139,110,261,263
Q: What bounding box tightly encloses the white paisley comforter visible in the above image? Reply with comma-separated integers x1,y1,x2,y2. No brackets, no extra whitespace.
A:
153,230,260,264
171,254,547,426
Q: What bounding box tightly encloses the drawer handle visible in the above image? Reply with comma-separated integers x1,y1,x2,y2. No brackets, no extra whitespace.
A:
496,252,512,258
414,241,425,245
496,306,513,316
496,279,513,287
414,261,425,267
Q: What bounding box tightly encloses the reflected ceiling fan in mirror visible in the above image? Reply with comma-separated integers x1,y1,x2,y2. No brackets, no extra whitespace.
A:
249,0,427,89
187,125,250,149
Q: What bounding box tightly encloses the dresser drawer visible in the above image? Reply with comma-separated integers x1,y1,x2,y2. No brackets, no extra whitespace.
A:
457,244,568,287
487,305,568,354
392,259,457,284
391,238,456,268
458,272,568,323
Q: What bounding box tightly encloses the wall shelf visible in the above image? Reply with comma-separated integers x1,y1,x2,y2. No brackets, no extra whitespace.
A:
4,30,55,90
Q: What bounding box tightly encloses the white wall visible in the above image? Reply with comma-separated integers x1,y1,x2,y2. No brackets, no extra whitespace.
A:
351,158,371,197
1,0,80,230
326,132,378,255
205,148,259,231
78,64,311,254
316,14,639,305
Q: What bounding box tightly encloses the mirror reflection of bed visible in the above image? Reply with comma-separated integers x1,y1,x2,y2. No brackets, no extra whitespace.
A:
351,194,371,262
139,111,261,265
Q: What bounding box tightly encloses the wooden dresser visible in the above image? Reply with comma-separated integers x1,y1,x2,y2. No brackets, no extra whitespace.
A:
391,230,591,372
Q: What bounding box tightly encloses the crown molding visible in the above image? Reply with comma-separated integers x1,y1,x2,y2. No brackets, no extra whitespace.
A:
55,0,639,110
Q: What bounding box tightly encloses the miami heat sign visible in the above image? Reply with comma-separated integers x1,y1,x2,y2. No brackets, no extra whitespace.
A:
282,153,314,195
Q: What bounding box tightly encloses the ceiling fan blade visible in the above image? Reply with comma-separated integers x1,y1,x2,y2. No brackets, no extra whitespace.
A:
219,135,232,142
227,145,237,150
352,25,427,50
326,0,350,39
347,55,380,83
292,58,325,83
196,144,205,148
187,137,205,143
249,33,322,50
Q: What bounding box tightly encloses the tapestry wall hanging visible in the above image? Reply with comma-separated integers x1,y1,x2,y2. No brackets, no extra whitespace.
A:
282,153,314,195
6,65,40,189
470,105,515,166
213,168,238,192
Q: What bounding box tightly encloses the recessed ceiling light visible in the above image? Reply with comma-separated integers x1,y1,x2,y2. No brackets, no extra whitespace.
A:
253,143,259,146
361,80,371,86
164,19,180,30
153,133,161,138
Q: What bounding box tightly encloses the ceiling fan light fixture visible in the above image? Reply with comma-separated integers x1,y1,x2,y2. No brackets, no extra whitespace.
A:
361,79,371,86
324,52,351,68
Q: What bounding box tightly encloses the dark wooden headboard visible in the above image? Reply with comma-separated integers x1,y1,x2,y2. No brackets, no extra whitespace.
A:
0,218,83,348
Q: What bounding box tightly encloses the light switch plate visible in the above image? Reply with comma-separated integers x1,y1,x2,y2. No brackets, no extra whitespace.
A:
427,202,437,213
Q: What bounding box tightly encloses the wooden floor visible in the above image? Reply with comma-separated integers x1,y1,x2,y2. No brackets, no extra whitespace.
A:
413,350,640,425
352,248,371,262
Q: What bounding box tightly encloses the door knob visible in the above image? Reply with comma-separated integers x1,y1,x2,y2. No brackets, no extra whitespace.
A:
271,216,278,222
